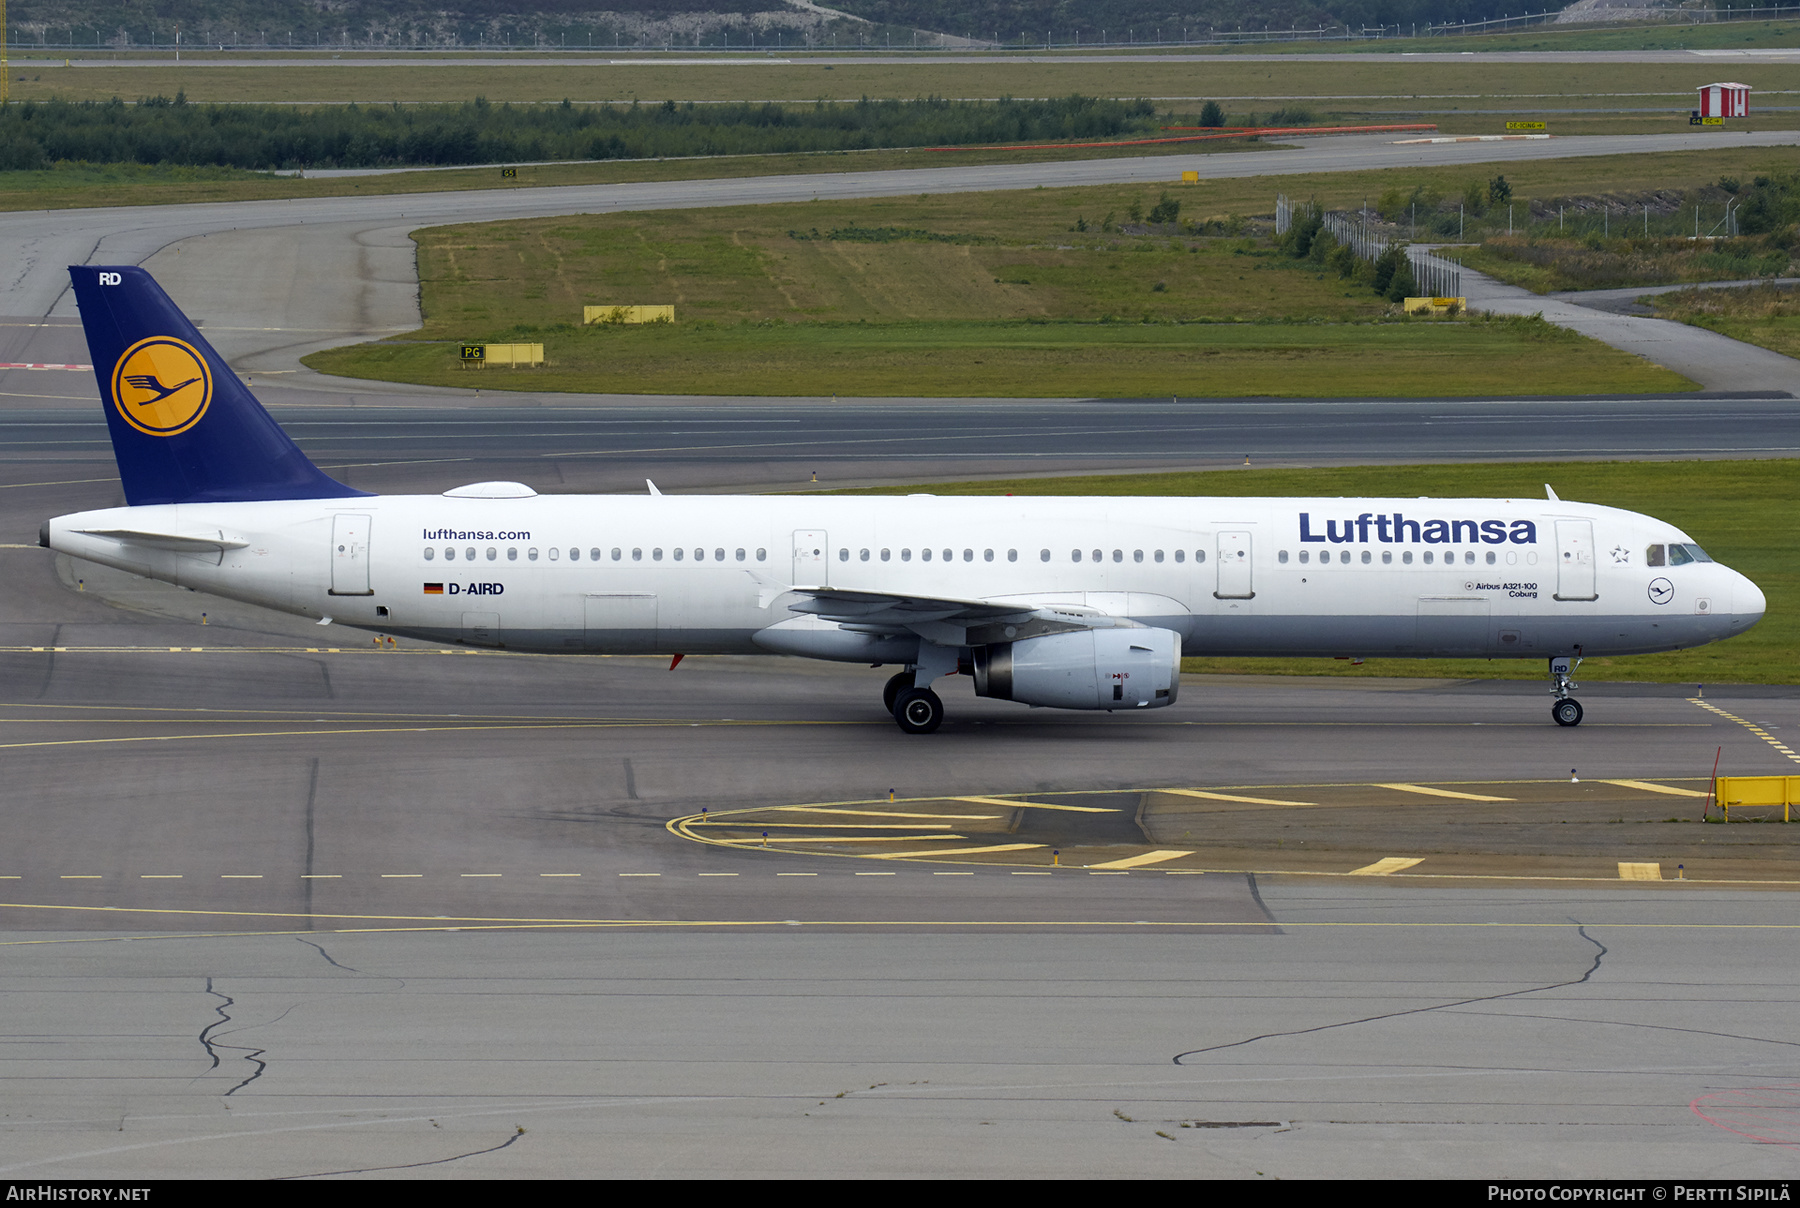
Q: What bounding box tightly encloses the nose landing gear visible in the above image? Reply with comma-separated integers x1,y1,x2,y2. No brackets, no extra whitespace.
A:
1550,651,1584,727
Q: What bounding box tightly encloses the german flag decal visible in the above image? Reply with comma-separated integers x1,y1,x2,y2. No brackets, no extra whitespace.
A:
423,583,444,595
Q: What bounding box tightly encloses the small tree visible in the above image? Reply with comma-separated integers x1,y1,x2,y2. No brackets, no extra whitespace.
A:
1488,174,1513,206
1148,192,1181,224
1199,100,1225,128
1463,180,1488,218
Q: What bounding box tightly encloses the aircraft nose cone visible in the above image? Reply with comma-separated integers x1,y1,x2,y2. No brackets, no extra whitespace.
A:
1735,574,1766,629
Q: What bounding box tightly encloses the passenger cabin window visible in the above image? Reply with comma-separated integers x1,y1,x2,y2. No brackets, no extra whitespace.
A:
943,549,953,562
1382,550,1392,564
922,549,932,562
1039,549,1049,562
881,549,891,562
1298,550,1308,564
1360,550,1371,564
487,548,497,561
672,548,682,561
838,548,849,562
1195,550,1207,564
550,548,560,561
901,549,912,562
1071,550,1082,563
756,549,767,562
424,548,435,560
1154,550,1164,563
569,548,580,561
1423,551,1433,565
963,549,974,562
1278,550,1289,564
1403,551,1413,564
632,548,643,561
715,549,725,562
1091,549,1102,563
1175,550,1185,563
1339,550,1350,564
733,548,743,562
591,548,602,562
466,547,476,562
861,549,871,562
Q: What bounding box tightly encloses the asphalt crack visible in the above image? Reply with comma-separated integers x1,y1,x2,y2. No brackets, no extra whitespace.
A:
1172,924,1608,1065
196,977,270,1096
277,1126,526,1179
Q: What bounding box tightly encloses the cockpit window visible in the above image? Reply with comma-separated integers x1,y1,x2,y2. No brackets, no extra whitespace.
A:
1646,544,1664,567
1668,544,1694,566
1681,543,1713,563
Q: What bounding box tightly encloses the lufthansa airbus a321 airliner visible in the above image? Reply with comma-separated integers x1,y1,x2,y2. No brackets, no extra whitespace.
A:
42,266,1765,733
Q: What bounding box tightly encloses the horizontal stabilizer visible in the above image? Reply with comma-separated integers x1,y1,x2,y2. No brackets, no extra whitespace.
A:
74,527,250,552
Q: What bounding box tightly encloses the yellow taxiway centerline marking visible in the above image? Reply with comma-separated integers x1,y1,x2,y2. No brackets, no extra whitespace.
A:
1619,862,1664,881
688,821,957,830
1691,699,1800,766
954,796,1118,813
1376,784,1515,802
1160,788,1318,807
1088,849,1197,870
1599,779,1710,797
770,807,1003,819
873,843,1046,859
710,835,968,844
1349,857,1426,876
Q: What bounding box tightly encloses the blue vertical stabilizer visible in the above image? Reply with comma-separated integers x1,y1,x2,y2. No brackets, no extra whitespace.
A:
68,265,368,505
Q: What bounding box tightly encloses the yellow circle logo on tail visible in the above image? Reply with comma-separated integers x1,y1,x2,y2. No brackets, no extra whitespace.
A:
111,337,212,436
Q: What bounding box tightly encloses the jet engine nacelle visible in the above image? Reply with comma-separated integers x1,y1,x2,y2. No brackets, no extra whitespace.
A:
972,627,1181,711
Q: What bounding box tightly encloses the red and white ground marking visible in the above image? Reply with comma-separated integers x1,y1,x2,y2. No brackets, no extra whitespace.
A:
1692,1085,1800,1145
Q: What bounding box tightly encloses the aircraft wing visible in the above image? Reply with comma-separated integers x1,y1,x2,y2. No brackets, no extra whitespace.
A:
787,587,1128,647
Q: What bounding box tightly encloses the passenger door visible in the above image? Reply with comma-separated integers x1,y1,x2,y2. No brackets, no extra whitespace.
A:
329,513,372,596
1554,520,1598,601
1214,531,1254,599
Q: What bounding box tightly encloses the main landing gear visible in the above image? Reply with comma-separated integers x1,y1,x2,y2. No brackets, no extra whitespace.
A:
883,668,944,734
1550,651,1584,727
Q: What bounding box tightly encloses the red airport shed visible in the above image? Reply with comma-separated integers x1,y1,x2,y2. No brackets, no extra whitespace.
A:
1697,82,1750,119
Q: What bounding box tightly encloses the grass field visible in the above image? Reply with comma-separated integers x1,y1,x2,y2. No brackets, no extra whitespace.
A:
304,177,1699,396
7,57,1798,112
313,316,1687,397
1459,235,1796,294
826,459,1795,684
1651,282,1800,359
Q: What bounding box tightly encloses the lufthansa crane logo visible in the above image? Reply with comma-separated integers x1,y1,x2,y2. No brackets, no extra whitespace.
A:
110,337,212,437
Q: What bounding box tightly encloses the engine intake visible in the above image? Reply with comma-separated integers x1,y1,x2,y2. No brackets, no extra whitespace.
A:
973,627,1181,711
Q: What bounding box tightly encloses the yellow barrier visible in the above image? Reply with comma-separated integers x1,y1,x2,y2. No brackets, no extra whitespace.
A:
461,342,543,368
1714,775,1800,822
584,305,675,325
1404,296,1466,316
1180,171,1199,184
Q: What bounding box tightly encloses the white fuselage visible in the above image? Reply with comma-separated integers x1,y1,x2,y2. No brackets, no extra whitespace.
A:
46,491,1764,662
